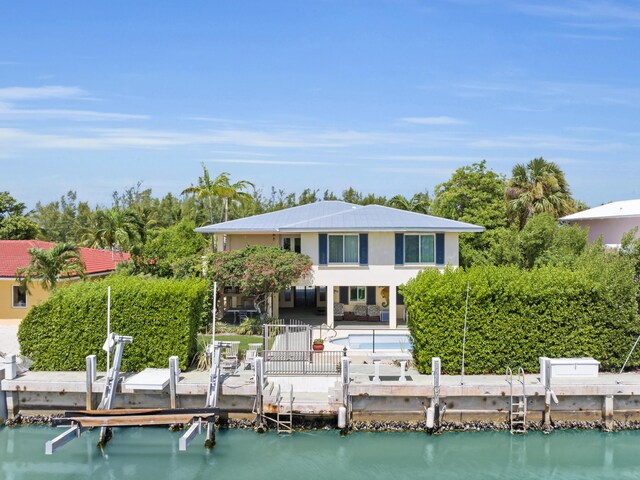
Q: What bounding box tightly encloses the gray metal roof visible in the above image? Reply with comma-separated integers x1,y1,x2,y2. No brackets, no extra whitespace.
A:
195,200,484,234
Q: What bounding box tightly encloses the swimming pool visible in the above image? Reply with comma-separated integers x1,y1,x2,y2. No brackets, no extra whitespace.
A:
330,333,412,351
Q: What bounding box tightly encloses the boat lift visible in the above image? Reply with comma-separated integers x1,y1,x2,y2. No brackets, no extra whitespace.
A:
45,334,225,454
45,332,133,454
45,283,228,454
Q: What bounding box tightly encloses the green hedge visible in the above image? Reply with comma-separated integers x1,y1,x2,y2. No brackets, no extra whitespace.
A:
18,275,207,371
403,256,640,375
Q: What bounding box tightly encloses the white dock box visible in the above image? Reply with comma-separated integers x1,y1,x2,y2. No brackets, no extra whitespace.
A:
540,357,600,385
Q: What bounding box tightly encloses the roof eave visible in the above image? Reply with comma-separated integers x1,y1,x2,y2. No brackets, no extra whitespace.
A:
197,227,484,234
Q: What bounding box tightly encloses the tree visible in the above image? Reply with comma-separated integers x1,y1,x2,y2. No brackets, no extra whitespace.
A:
182,164,254,250
82,208,145,259
484,213,588,269
0,191,39,240
138,218,207,278
17,242,85,291
430,161,508,267
387,192,430,214
207,245,312,314
505,157,576,229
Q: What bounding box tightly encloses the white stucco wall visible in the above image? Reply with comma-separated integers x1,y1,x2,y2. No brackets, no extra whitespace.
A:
300,231,458,288
568,218,640,245
224,231,459,288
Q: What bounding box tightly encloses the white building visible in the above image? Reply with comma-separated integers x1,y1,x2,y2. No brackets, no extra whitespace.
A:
196,201,483,329
561,199,640,248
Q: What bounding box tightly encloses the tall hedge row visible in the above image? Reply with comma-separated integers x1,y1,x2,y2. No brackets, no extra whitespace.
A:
403,255,640,375
18,276,207,371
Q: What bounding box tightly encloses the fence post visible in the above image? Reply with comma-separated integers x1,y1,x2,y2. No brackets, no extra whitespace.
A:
432,357,441,428
0,367,7,421
255,356,265,427
85,355,96,410
341,356,351,428
169,356,180,409
6,355,17,380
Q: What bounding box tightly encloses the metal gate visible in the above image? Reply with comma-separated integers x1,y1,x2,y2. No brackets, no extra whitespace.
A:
263,321,311,353
263,321,341,375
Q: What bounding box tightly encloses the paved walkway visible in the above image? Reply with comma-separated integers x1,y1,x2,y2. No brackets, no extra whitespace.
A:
0,319,20,357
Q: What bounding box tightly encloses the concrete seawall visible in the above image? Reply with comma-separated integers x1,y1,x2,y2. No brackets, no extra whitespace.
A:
3,363,640,426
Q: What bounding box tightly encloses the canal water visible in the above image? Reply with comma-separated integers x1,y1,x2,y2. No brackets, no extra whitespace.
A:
1,426,639,479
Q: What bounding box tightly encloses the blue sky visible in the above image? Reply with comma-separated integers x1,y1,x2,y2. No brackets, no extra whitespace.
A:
1,0,639,208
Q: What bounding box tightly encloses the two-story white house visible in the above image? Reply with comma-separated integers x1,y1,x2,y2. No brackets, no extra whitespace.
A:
196,201,483,329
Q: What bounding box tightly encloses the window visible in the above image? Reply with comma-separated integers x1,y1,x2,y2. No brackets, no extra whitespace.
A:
404,234,435,264
282,236,301,253
12,286,27,308
329,234,359,263
349,286,366,302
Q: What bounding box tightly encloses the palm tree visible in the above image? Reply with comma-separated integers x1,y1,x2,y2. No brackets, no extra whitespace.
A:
387,192,430,214
182,164,254,250
82,208,145,259
213,172,254,223
505,157,575,229
17,242,85,292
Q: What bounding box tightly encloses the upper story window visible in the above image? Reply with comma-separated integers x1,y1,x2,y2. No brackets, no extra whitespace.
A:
12,285,27,308
329,234,359,263
404,234,435,264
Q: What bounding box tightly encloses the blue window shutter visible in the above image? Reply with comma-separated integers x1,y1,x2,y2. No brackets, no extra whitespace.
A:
359,233,368,266
436,233,445,265
319,234,328,266
395,233,404,265
339,286,349,304
366,286,376,305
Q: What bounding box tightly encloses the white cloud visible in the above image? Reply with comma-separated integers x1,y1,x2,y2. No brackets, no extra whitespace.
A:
401,116,469,126
0,85,85,101
204,159,344,166
0,104,148,121
512,1,640,29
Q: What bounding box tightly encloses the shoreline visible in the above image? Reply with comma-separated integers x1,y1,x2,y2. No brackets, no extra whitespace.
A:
5,414,640,434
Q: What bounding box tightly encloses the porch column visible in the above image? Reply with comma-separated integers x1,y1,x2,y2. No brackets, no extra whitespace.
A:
327,285,335,328
388,285,397,329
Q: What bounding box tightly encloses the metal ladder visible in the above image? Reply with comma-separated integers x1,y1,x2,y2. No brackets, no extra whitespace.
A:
506,367,527,434
275,384,294,434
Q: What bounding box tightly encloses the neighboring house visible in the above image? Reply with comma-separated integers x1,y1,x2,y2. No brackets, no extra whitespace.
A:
0,240,128,321
196,201,483,329
561,199,640,248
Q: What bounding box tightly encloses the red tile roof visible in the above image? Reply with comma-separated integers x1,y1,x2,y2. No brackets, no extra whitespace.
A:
0,240,130,278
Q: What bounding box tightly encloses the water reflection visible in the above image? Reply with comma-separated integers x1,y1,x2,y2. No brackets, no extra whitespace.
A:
1,426,640,480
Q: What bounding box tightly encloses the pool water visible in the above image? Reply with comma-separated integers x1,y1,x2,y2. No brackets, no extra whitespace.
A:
331,333,412,351
1,426,640,479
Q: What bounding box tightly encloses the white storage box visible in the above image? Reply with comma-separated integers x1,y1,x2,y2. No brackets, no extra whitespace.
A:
539,357,600,385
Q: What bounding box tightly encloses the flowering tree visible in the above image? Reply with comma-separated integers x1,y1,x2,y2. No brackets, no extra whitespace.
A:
208,245,313,314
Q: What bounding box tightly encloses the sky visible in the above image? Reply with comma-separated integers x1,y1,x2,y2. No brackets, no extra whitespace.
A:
1,0,639,209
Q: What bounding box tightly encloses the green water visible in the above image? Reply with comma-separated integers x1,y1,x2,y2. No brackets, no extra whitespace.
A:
1,426,640,480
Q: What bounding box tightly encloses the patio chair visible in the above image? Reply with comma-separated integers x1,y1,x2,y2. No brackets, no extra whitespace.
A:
244,349,257,370
354,304,368,321
221,341,240,371
367,304,381,322
334,302,344,322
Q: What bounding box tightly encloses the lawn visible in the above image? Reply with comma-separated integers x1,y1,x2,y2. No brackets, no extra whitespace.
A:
199,334,263,356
